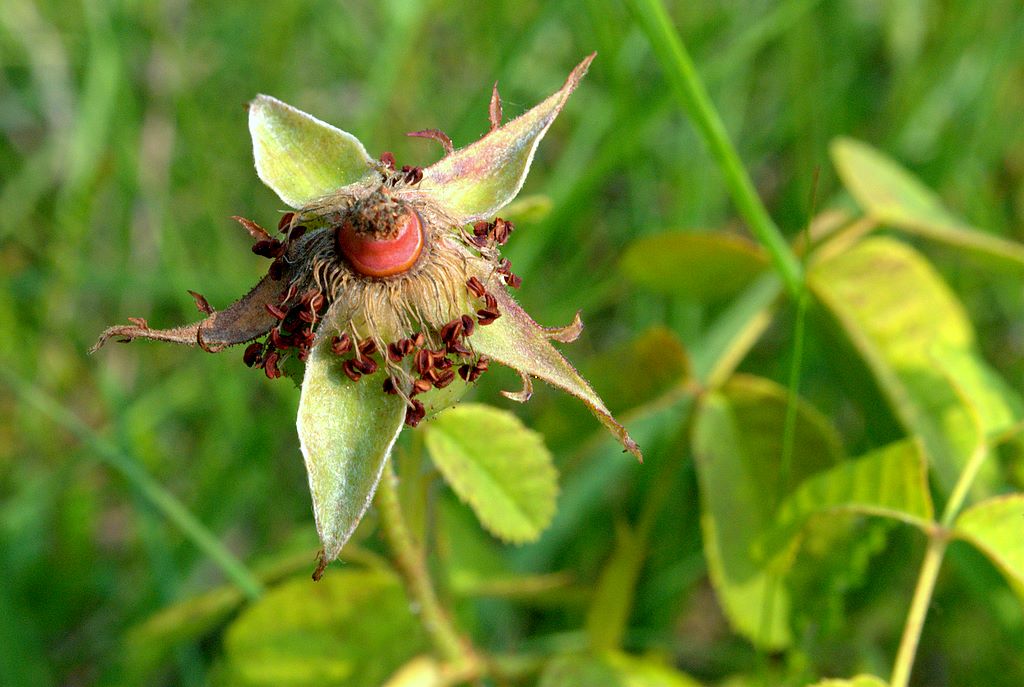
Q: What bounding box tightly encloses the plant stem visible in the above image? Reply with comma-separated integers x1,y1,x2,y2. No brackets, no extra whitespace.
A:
890,531,947,687
376,459,479,673
627,0,804,298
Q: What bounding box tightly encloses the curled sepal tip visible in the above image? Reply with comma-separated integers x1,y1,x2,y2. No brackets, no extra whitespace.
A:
471,289,642,461
418,53,596,224
249,94,375,209
298,341,406,567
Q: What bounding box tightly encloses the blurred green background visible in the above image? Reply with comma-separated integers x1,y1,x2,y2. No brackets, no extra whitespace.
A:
2,0,1023,685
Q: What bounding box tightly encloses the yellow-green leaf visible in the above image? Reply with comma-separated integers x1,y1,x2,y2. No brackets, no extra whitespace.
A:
620,231,768,301
249,94,374,208
954,494,1024,598
692,375,845,650
831,137,1024,269
419,54,593,224
539,652,705,687
222,570,427,687
808,677,889,687
810,237,1022,492
297,341,406,563
756,440,934,560
585,326,690,414
423,404,557,544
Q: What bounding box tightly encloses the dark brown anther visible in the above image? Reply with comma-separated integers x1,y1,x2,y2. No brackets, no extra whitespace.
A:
243,342,263,368
411,378,432,396
299,310,315,323
477,308,500,325
296,347,310,362
400,165,423,185
342,359,362,382
460,356,490,382
280,282,299,304
428,349,451,369
253,239,286,258
308,292,325,313
491,218,513,245
265,303,287,320
269,328,289,349
233,216,272,242
504,272,522,288
277,212,296,232
357,339,378,357
460,314,475,336
473,221,490,237
187,290,215,314
289,225,307,242
264,352,282,379
380,151,397,170
411,332,426,348
127,317,149,329
458,364,472,382
447,340,471,357
352,356,378,375
268,259,286,280
484,293,498,310
331,334,352,356
387,341,406,363
406,129,454,155
382,376,399,395
415,349,433,375
466,276,486,298
405,399,426,427
440,318,464,344
432,368,456,389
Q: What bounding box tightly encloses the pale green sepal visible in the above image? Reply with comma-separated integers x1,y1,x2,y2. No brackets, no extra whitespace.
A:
471,287,642,461
417,54,594,224
297,341,406,562
249,94,375,208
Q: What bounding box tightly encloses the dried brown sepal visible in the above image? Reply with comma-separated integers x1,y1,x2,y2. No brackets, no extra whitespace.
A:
233,215,272,242
312,550,327,582
90,272,287,354
489,81,502,131
407,128,454,155
187,290,215,314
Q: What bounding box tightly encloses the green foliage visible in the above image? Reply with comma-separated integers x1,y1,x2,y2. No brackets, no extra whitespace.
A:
538,652,704,687
218,569,428,686
954,495,1024,598
424,404,558,544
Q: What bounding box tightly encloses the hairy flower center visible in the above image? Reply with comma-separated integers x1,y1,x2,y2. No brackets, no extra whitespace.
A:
335,207,424,278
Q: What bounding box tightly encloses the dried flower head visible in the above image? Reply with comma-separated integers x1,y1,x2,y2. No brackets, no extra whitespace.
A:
93,53,640,573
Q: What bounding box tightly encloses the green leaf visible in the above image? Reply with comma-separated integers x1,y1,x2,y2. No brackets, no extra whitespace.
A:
472,287,642,460
691,375,845,649
810,237,1023,491
756,440,934,560
954,494,1024,598
539,652,705,687
297,341,406,563
249,94,374,208
620,231,768,301
221,570,428,687
585,523,646,652
807,677,889,687
423,404,557,544
831,137,1024,269
419,54,593,224
585,326,690,414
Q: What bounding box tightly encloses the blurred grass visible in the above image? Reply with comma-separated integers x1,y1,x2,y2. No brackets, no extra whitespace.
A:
2,0,1023,684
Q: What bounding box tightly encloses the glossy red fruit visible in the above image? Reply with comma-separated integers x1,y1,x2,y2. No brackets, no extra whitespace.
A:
336,210,424,277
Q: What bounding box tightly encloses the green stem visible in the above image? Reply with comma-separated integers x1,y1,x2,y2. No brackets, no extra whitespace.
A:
2,368,264,600
627,0,804,298
890,532,947,687
375,459,479,673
